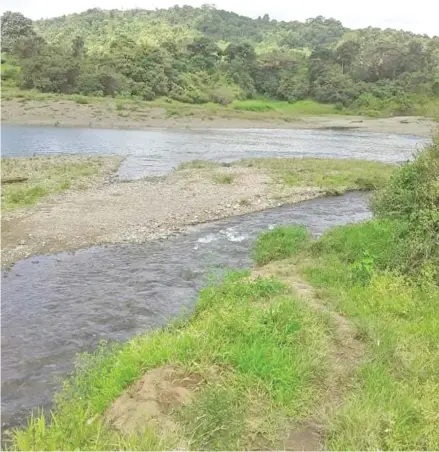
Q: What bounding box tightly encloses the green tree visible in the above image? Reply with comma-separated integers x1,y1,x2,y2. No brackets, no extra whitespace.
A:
1,11,35,52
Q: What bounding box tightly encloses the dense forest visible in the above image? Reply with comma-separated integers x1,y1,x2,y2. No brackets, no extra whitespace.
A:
2,5,439,113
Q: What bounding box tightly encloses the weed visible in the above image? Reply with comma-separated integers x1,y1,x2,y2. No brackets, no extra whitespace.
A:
176,160,220,170
212,173,235,184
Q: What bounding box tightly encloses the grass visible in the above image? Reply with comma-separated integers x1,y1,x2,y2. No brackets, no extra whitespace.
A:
237,157,394,192
253,225,310,266
176,157,393,193
302,223,439,449
176,160,221,170
212,172,235,184
244,220,439,450
1,155,122,211
12,271,331,450
231,99,340,115
3,87,439,120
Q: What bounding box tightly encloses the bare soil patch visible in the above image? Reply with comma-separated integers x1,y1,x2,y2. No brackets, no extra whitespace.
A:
105,366,202,437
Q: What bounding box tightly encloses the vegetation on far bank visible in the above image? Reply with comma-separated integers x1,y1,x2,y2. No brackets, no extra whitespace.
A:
1,155,121,211
10,135,438,449
2,6,439,119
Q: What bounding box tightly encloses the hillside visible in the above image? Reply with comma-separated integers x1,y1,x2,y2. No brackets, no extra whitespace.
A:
2,6,439,115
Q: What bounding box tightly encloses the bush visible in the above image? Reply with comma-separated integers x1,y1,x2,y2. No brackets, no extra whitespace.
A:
371,135,439,279
209,86,236,105
252,225,310,266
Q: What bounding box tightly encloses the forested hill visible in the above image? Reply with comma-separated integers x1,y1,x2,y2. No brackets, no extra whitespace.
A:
2,6,439,114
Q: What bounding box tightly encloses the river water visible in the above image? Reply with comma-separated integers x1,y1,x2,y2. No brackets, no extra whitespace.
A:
1,192,371,428
1,125,428,179
0,125,428,430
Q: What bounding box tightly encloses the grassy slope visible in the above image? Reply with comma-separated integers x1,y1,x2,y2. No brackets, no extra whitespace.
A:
1,155,121,211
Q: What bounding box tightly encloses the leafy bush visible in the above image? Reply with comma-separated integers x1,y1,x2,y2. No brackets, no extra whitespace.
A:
209,86,236,105
371,135,439,278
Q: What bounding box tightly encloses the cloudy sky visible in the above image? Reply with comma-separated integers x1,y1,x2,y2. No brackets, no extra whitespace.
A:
1,0,436,36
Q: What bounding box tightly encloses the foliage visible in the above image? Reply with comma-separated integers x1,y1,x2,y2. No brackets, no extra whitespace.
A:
1,6,439,113
371,135,439,278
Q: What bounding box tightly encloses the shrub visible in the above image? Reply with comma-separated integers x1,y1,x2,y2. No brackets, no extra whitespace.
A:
209,86,236,105
371,134,439,279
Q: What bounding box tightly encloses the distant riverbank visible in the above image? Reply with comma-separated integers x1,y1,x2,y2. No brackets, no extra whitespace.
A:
1,98,437,137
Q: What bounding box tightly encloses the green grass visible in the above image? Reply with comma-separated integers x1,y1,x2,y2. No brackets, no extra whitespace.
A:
1,155,121,211
231,99,340,115
3,87,439,120
300,222,439,449
237,157,394,192
12,271,331,450
176,157,393,193
253,225,310,266
212,172,235,184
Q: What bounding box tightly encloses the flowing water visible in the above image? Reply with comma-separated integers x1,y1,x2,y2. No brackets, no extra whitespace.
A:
2,192,370,429
0,125,428,430
1,125,427,179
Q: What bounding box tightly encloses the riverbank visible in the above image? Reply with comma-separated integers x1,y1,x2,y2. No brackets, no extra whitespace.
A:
11,137,439,450
1,98,437,136
1,157,393,268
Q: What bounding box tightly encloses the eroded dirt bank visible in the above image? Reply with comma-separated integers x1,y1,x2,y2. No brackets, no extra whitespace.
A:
1,99,436,137
1,166,325,268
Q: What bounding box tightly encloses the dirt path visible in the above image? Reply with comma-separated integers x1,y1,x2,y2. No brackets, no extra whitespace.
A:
254,260,365,450
2,99,436,137
1,167,324,268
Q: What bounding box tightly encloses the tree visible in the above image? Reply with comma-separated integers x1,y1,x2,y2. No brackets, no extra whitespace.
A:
186,36,220,71
72,36,85,59
336,39,361,74
1,11,35,52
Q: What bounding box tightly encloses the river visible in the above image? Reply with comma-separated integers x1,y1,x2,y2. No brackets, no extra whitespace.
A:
1,125,428,179
0,125,428,430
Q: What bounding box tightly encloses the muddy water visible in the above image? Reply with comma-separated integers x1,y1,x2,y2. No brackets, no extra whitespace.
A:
1,125,427,179
1,192,370,428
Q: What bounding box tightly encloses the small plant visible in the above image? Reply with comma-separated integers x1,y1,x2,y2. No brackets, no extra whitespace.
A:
176,160,219,170
239,198,251,206
212,173,235,184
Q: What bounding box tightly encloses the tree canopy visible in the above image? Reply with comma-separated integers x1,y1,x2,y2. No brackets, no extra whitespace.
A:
2,6,438,110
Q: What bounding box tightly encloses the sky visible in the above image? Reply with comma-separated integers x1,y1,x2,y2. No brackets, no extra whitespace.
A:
1,0,436,36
